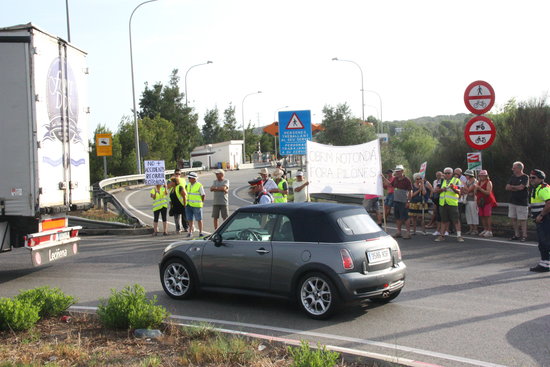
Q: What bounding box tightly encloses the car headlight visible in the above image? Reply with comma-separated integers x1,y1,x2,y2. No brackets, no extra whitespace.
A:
163,242,179,254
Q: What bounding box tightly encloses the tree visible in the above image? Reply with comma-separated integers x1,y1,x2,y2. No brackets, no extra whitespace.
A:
202,107,222,144
392,123,438,173
244,122,260,162
316,103,377,146
219,103,241,141
138,69,201,161
89,124,112,184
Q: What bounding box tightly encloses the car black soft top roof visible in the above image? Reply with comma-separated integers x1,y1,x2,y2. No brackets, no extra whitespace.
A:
237,203,381,243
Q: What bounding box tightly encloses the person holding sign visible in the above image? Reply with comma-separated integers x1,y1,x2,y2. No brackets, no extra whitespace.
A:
150,183,169,236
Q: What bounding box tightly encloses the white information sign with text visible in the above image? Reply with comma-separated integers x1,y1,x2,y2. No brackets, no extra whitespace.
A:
306,140,383,195
144,160,166,185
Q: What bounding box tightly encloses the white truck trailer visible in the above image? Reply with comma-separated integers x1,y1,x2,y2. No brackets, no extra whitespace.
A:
0,24,91,266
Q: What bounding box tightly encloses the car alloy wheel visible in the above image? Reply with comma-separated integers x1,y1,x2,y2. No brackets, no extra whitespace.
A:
161,259,195,300
298,273,338,319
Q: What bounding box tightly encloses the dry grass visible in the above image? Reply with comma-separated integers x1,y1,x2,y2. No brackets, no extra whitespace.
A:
0,313,377,367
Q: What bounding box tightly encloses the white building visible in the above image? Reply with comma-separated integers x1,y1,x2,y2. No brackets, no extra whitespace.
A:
190,140,243,170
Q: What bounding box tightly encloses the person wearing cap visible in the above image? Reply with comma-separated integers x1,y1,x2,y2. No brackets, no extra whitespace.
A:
210,169,229,230
505,161,529,241
292,171,309,203
185,172,206,237
249,178,273,204
269,169,289,203
474,170,497,238
427,171,443,230
463,170,479,235
381,164,412,239
434,167,464,242
150,182,169,236
258,167,277,192
528,169,550,272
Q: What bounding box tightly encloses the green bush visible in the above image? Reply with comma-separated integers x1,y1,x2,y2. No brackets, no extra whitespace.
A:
15,286,76,318
288,341,340,367
0,298,40,331
97,284,169,330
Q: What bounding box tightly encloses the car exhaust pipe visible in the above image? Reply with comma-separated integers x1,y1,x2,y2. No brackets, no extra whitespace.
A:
382,291,390,298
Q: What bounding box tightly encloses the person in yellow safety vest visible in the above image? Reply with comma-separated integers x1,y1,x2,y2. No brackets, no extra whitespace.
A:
528,169,550,272
185,172,205,238
269,169,288,203
433,167,464,243
150,182,169,236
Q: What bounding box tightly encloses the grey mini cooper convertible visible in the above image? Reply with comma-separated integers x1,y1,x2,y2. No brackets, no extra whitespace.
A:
159,202,406,319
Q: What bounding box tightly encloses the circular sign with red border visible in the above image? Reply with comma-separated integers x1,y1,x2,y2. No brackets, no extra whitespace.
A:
464,116,496,150
464,80,495,115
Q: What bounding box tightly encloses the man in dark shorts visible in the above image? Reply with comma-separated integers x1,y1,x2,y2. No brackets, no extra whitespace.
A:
382,165,412,239
505,161,529,241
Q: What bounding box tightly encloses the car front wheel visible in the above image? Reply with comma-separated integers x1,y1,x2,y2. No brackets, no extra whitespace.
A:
161,259,195,300
297,273,339,320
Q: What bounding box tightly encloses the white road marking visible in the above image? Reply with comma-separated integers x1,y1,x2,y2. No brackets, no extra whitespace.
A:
231,185,253,205
69,305,506,367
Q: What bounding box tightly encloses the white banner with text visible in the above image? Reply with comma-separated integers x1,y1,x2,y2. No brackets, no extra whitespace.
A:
306,140,383,195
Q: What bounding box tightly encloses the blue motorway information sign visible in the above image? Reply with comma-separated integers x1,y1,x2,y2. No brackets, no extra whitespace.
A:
278,110,312,155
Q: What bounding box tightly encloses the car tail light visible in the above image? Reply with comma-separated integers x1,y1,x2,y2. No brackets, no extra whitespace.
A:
70,229,79,238
340,249,354,270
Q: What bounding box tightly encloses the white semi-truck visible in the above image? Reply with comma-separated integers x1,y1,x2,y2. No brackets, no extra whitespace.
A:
0,24,91,266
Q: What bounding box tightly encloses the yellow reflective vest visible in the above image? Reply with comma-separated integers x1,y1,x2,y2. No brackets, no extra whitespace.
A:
150,186,168,211
273,179,288,203
186,182,204,208
439,177,461,206
530,183,550,218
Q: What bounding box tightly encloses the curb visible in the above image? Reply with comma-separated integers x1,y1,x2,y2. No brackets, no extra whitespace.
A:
68,307,427,367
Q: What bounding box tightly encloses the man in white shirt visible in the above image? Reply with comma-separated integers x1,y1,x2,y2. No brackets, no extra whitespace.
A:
258,167,277,192
292,171,309,202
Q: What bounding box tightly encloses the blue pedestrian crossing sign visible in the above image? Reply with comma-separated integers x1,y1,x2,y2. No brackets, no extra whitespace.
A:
278,110,312,155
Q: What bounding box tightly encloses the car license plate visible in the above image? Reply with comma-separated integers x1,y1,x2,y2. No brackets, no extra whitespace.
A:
58,232,70,241
367,248,391,264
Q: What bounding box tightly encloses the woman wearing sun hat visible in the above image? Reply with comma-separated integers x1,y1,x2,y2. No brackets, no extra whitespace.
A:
475,170,497,237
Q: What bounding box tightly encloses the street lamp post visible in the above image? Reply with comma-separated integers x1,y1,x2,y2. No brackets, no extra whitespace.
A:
241,91,262,164
332,57,365,123
273,105,288,159
184,61,213,106
129,0,158,174
365,90,383,133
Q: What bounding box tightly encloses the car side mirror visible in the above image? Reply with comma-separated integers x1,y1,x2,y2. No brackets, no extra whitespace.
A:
211,233,223,247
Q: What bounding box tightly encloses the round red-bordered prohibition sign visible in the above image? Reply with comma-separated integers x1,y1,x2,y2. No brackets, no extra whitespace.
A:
464,80,495,115
464,116,496,150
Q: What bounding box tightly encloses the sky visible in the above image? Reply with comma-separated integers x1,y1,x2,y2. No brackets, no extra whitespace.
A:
2,0,550,137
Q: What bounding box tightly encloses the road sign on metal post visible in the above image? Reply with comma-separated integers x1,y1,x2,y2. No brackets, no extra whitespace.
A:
464,80,495,115
467,152,482,170
278,110,312,156
464,116,496,150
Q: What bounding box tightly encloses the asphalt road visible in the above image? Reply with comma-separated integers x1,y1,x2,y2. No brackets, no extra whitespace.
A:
1,168,549,367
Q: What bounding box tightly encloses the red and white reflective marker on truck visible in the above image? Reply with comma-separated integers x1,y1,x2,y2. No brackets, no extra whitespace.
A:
464,116,496,150
464,80,495,115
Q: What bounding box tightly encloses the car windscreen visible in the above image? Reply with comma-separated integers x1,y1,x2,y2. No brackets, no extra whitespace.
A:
336,213,381,235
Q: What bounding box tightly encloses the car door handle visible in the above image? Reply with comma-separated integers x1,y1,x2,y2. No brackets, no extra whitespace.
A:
256,248,270,254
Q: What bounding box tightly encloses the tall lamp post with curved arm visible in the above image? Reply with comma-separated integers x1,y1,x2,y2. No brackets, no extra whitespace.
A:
332,57,365,123
184,61,213,106
365,90,383,133
241,91,262,164
129,0,158,174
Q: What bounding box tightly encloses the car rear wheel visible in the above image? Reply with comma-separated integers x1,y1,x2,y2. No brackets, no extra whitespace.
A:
161,259,195,300
369,289,401,304
298,273,338,320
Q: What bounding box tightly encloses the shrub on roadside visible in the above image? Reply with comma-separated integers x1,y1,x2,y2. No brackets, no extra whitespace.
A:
15,286,77,318
0,298,40,331
288,340,340,367
97,284,169,330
